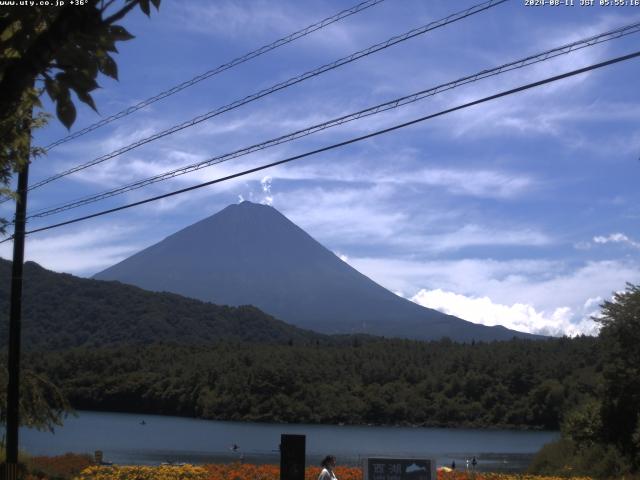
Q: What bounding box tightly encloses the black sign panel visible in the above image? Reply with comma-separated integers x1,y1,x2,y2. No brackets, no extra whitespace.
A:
366,458,434,480
280,434,306,480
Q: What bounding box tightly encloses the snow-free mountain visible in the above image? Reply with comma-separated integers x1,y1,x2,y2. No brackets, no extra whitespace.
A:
95,202,538,341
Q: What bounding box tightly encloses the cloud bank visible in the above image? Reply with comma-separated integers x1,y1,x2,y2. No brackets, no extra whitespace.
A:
411,288,601,337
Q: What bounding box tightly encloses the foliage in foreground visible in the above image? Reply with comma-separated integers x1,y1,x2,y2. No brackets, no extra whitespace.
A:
596,284,640,469
529,283,640,478
0,1,160,129
0,1,161,228
0,363,72,433
528,438,627,478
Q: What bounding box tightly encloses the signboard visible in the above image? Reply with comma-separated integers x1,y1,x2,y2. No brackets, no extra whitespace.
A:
280,434,306,480
365,458,435,480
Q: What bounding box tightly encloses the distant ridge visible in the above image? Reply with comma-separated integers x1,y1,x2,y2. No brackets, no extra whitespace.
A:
95,201,541,342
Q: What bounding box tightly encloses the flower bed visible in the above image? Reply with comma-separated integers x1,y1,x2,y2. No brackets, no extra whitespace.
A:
71,463,596,480
201,464,362,480
72,464,209,480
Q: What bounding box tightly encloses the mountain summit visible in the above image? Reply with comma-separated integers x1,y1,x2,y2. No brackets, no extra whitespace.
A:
94,201,538,341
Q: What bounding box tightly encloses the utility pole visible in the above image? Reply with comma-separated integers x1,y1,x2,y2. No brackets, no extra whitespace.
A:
3,119,31,480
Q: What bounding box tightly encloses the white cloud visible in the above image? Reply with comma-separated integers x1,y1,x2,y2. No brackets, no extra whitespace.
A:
348,256,639,336
334,251,349,263
280,183,410,245
174,1,300,38
418,224,552,252
170,0,364,51
268,176,549,253
403,168,534,199
0,224,145,276
38,139,538,230
421,13,640,143
61,102,537,194
593,232,640,249
411,288,599,337
574,241,592,251
237,159,536,200
260,176,274,205
276,159,537,199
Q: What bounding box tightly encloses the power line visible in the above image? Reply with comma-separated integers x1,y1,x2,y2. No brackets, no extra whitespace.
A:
25,20,640,220
42,0,388,151
27,0,508,192
6,49,638,242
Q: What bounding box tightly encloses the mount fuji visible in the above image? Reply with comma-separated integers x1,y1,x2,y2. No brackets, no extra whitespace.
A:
94,201,539,341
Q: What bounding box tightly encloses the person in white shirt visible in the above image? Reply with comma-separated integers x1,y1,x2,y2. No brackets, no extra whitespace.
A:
318,455,338,480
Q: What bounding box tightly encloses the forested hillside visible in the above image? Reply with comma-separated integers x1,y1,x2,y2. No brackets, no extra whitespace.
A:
0,259,324,348
26,336,601,430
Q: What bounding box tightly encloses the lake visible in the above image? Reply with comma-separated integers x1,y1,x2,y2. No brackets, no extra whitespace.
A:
21,411,558,472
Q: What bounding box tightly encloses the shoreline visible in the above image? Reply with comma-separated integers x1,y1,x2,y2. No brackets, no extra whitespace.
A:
65,408,558,433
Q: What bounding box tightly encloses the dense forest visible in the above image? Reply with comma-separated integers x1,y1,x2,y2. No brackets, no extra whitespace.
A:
25,336,601,431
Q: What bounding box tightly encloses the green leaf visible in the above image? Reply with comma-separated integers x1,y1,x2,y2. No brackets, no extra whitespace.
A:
44,77,60,101
0,20,21,42
55,72,71,89
56,92,76,130
56,46,91,71
76,90,98,113
1,46,21,59
81,59,100,80
109,25,135,42
57,71,99,93
139,0,151,16
98,32,118,53
98,54,118,80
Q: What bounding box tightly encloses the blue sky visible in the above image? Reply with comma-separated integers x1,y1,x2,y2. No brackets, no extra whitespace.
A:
2,0,639,336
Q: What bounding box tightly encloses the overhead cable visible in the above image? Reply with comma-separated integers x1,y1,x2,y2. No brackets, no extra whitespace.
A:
42,0,388,151
6,48,638,241
28,0,508,192
26,20,640,220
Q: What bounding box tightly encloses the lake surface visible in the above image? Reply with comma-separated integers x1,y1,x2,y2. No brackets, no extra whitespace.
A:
21,411,558,472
